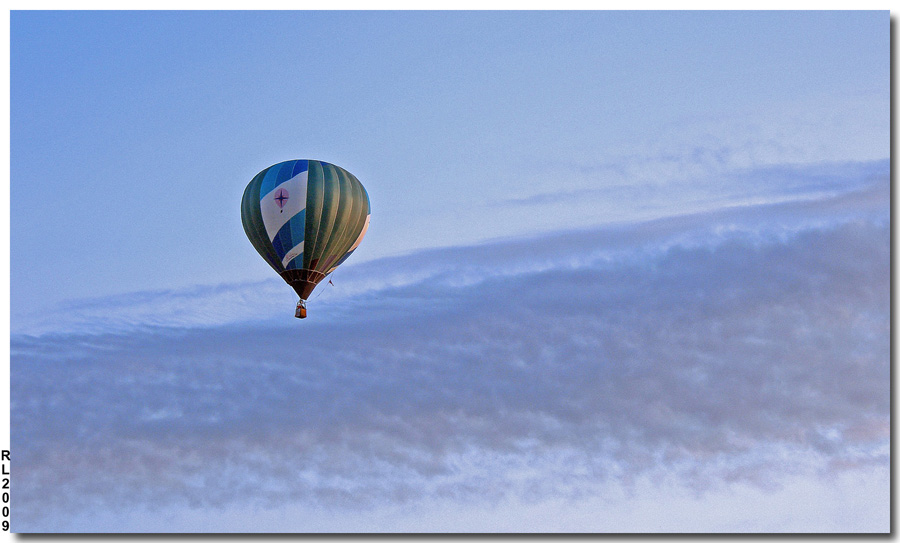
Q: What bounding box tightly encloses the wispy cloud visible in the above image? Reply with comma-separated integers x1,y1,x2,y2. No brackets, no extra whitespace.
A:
497,158,887,212
11,167,890,532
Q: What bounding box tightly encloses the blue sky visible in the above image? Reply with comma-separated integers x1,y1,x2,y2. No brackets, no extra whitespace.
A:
10,10,890,532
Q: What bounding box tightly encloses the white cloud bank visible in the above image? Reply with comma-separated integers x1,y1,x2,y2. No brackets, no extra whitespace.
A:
10,161,889,532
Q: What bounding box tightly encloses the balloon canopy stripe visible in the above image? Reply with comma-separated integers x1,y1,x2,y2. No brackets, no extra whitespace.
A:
260,170,308,242
259,160,308,199
307,163,341,270
241,167,283,272
271,209,307,266
303,161,326,271
319,166,357,271
281,242,304,269
327,213,370,274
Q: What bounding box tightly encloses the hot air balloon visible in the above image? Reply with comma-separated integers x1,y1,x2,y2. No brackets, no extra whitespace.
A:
241,159,370,318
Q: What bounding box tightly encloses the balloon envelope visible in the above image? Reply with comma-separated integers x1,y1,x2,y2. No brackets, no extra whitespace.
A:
241,159,370,300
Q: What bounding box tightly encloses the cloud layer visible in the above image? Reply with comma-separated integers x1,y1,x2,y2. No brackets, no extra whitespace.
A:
11,164,890,532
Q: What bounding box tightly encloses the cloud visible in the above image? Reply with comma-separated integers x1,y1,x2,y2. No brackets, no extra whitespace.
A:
491,90,888,215
497,157,887,213
10,170,890,532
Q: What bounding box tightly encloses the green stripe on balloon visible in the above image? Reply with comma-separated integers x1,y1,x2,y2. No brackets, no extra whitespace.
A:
241,165,284,273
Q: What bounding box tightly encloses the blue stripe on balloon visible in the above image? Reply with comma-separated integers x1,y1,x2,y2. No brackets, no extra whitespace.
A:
285,252,304,270
272,208,306,261
270,228,285,257
276,162,294,184
259,160,297,198
291,208,306,247
291,159,309,177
